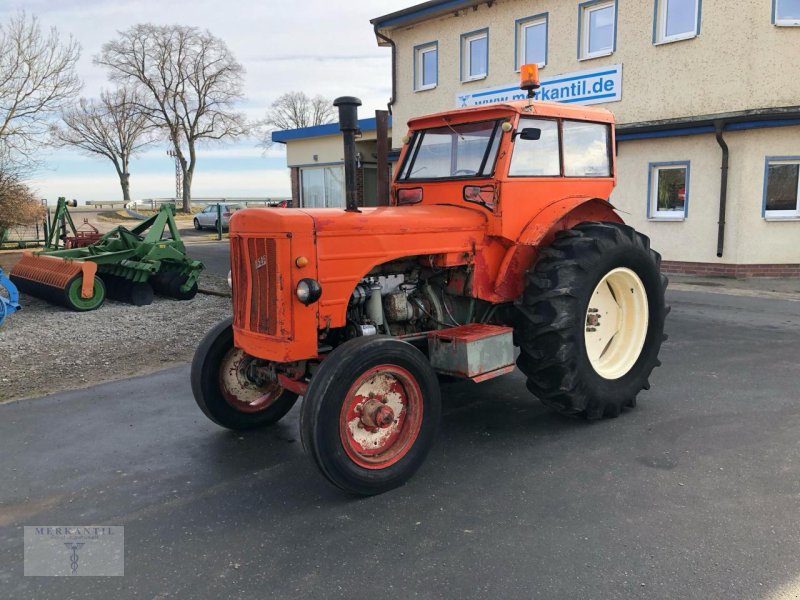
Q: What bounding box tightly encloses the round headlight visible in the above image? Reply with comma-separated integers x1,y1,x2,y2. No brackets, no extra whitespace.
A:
296,278,322,305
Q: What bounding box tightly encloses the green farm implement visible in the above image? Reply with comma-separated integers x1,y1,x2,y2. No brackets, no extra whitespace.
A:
10,205,204,311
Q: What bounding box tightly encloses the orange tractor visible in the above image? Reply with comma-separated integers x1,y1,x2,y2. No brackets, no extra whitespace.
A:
192,66,668,495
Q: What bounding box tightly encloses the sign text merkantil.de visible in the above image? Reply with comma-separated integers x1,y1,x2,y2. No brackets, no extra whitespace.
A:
456,64,623,108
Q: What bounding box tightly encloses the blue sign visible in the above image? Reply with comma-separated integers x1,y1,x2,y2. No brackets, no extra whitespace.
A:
456,64,623,108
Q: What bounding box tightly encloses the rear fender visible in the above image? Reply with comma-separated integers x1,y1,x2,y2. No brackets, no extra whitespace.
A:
493,197,622,300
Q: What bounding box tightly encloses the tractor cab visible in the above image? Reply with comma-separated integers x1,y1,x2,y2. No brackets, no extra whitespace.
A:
392,64,616,242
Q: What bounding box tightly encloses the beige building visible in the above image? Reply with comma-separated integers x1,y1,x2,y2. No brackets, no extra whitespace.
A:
272,117,392,209
369,0,800,276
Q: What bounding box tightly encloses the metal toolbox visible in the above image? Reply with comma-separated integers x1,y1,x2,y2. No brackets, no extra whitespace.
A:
427,324,515,383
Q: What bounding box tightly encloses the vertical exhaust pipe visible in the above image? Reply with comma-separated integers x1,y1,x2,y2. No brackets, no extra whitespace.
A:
334,96,362,213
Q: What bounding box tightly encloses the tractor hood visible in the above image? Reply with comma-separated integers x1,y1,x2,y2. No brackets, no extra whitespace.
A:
230,204,487,237
229,204,489,342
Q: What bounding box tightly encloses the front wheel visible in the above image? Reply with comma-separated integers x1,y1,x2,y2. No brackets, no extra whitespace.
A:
516,222,668,419
193,218,202,231
191,317,298,430
300,336,441,496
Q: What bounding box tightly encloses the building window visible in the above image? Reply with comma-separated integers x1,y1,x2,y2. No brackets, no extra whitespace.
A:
648,162,689,220
300,166,345,208
414,42,437,91
579,0,616,60
508,118,560,177
461,29,488,81
763,157,800,218
654,0,701,44
773,0,800,25
516,14,548,69
562,121,612,177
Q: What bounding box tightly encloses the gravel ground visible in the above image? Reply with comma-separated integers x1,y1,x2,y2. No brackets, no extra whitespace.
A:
0,272,231,403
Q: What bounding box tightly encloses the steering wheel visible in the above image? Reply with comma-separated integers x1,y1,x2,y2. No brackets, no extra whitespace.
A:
453,169,476,176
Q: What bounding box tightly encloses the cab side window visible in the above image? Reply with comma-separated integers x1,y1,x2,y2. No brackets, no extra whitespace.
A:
563,121,612,177
508,118,560,177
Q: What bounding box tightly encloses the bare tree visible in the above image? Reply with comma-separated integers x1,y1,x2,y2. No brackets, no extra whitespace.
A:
95,24,247,212
0,12,81,168
52,88,154,204
0,170,44,231
261,91,335,147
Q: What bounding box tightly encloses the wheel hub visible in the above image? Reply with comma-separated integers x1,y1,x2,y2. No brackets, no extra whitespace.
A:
356,398,396,431
218,348,285,413
339,366,423,469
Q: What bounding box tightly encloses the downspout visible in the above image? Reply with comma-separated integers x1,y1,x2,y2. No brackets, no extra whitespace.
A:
374,25,396,114
714,120,729,258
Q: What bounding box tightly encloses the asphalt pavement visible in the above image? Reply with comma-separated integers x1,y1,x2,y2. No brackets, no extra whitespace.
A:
1,289,799,599
186,240,230,277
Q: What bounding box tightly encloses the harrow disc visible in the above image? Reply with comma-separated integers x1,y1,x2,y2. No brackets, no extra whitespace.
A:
101,274,154,306
150,271,198,301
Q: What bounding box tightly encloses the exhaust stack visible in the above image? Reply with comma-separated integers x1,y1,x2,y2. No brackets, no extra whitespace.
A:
334,96,362,213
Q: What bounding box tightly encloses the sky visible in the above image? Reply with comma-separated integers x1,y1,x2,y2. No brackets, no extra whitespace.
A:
1,0,410,202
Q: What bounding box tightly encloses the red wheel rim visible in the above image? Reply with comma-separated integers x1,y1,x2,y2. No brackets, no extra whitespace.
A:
339,364,423,470
218,348,284,413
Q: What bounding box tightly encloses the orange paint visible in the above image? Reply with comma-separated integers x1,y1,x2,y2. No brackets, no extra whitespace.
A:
230,98,621,363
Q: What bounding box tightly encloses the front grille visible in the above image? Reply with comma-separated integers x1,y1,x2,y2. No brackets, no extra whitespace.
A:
231,236,278,336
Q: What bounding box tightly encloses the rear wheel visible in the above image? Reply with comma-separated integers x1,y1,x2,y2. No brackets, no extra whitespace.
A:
300,336,441,496
191,318,299,430
516,221,668,419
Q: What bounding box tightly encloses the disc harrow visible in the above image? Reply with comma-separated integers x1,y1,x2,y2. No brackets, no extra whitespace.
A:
9,205,204,311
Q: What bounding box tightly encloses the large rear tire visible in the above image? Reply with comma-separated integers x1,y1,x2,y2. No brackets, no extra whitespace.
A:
516,222,668,419
300,336,441,496
191,317,298,430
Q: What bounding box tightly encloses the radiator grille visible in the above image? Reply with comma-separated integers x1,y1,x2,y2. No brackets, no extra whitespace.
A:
231,237,278,336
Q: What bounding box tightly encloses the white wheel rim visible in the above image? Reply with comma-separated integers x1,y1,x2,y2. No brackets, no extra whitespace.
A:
584,267,649,380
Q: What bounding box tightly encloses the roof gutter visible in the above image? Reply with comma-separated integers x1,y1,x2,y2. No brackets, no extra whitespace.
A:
373,25,396,115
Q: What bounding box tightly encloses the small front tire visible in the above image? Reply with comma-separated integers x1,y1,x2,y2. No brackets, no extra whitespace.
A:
300,336,441,496
191,318,298,430
193,218,202,231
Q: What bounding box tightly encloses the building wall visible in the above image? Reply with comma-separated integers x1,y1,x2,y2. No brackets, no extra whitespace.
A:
613,125,800,267
382,0,800,146
376,0,800,270
285,134,382,168
614,133,726,263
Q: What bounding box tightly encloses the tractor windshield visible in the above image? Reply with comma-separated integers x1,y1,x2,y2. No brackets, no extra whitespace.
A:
398,120,501,181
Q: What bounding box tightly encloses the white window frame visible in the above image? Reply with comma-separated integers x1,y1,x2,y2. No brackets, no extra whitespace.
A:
579,0,616,61
516,14,548,71
773,0,800,26
414,42,438,91
648,162,690,221
763,157,800,219
461,29,488,82
299,165,345,209
654,0,701,45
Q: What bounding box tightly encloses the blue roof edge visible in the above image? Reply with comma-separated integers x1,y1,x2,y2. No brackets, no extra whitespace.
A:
372,0,473,29
272,116,391,144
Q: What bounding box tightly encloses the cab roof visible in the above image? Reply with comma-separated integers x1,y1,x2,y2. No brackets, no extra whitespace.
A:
407,99,615,130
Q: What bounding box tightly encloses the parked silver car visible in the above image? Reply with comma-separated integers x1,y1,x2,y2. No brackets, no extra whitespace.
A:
193,204,241,231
